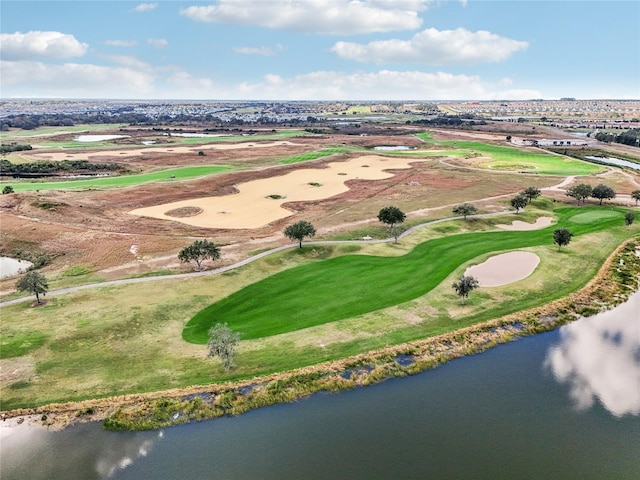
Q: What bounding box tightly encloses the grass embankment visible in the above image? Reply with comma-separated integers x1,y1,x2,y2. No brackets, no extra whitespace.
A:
183,206,628,343
415,133,605,175
1,205,638,413
7,235,640,431
0,165,232,192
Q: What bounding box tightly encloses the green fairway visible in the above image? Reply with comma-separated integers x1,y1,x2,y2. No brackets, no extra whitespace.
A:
279,146,355,164
415,133,604,175
0,124,127,139
0,165,232,191
183,207,626,343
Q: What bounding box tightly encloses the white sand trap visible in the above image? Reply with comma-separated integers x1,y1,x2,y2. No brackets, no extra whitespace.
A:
496,216,553,231
130,155,425,229
32,141,303,161
465,251,540,287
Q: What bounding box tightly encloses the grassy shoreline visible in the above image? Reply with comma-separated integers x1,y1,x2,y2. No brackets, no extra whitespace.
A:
3,235,638,431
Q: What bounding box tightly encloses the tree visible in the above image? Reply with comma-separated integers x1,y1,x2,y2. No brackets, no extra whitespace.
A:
553,228,573,251
566,184,592,205
284,220,316,248
377,206,406,243
521,186,541,204
510,194,528,213
2,185,14,194
452,203,477,220
16,271,48,304
207,323,240,370
591,184,616,205
631,190,640,205
452,275,479,304
178,239,221,270
625,210,636,227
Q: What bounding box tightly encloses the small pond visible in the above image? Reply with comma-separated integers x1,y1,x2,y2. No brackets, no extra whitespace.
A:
0,257,33,278
74,135,129,142
373,145,415,151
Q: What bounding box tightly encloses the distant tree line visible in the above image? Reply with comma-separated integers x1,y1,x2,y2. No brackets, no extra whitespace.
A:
0,159,121,176
1,113,151,131
594,128,640,147
0,143,33,154
409,115,487,127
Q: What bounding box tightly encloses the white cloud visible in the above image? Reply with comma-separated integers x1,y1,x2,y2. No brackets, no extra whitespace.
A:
233,45,282,56
166,72,215,97
98,54,151,70
105,40,138,48
332,28,528,65
545,292,640,417
1,60,155,98
134,3,158,13
234,70,540,100
147,38,168,48
180,0,426,34
0,31,88,60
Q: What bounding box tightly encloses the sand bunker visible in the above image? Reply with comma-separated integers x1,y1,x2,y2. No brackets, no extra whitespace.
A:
464,251,540,287
33,141,302,161
496,217,553,231
130,155,425,229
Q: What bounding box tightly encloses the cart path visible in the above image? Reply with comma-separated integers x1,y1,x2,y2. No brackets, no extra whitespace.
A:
0,210,517,307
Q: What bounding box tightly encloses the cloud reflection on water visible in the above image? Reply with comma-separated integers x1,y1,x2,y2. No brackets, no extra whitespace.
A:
545,291,640,417
96,430,163,478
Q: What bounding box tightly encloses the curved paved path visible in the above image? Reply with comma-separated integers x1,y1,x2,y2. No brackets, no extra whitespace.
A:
0,210,516,307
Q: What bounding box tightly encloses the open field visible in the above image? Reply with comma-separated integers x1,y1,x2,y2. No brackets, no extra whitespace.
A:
1,122,639,414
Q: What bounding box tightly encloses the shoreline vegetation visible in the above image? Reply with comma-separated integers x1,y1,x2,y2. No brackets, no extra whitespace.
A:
3,237,639,432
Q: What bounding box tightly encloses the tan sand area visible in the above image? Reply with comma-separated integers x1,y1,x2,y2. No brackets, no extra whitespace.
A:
130,155,425,229
465,251,540,287
496,217,553,231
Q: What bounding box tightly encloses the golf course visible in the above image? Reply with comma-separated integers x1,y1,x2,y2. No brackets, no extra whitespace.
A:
1,122,639,429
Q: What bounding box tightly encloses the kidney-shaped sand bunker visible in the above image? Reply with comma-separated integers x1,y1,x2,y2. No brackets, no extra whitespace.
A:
464,251,540,287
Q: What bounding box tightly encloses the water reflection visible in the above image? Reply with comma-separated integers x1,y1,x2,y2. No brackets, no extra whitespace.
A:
545,290,640,417
0,422,162,480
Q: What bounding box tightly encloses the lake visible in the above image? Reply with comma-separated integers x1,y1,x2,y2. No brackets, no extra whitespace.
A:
1,291,638,479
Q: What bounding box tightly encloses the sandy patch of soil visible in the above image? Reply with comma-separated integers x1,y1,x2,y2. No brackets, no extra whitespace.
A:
31,141,303,161
465,251,540,287
496,216,553,231
129,155,427,229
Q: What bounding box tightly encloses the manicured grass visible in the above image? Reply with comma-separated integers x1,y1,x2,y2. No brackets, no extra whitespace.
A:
174,129,310,145
183,206,626,343
0,124,127,139
569,210,621,224
2,210,637,410
278,146,355,164
0,165,232,191
414,133,604,175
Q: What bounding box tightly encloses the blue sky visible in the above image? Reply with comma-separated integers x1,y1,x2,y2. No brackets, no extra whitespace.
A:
1,0,638,100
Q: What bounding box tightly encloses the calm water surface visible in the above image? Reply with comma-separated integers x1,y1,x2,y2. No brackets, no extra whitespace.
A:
2,291,639,479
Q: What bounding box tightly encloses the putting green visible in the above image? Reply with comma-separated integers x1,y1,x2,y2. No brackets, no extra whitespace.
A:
183,207,626,344
568,210,621,224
